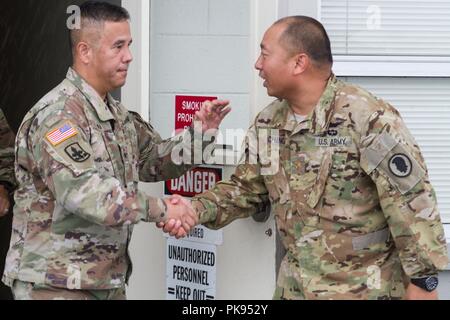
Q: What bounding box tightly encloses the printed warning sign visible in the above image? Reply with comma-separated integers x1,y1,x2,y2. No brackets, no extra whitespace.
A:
166,238,217,300
175,95,217,131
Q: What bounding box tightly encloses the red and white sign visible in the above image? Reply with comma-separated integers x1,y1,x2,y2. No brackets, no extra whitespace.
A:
165,167,222,198
175,95,217,131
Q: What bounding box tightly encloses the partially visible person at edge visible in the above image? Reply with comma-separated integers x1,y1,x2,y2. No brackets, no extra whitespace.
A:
162,15,448,300
0,108,17,300
2,1,230,300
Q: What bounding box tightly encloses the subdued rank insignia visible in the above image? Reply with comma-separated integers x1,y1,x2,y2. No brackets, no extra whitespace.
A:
65,143,91,163
327,129,338,136
388,153,412,177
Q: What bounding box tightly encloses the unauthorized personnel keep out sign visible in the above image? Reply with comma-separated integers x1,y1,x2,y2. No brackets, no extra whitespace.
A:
166,238,217,300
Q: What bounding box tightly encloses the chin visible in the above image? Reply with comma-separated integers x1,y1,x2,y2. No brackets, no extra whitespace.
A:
266,89,276,97
114,80,126,89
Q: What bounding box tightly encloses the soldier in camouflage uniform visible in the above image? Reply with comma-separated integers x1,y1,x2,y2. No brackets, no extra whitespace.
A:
0,108,16,218
2,2,229,300
165,16,448,299
0,108,17,300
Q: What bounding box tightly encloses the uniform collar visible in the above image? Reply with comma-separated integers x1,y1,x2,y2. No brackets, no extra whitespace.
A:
277,73,340,135
310,73,340,135
264,100,297,132
66,67,115,122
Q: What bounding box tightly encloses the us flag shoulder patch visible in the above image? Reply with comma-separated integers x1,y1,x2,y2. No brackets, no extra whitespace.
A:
46,123,78,146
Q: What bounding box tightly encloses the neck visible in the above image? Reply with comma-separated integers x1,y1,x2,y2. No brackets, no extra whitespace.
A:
72,63,107,100
287,71,330,116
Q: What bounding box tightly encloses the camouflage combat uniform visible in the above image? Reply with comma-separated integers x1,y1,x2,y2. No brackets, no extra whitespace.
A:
192,74,448,299
0,108,16,192
2,68,199,299
0,108,17,300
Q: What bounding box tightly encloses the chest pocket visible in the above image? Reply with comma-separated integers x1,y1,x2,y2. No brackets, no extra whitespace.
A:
90,123,117,178
285,146,333,210
122,119,140,184
99,119,139,188
266,133,334,210
261,130,291,205
305,148,333,209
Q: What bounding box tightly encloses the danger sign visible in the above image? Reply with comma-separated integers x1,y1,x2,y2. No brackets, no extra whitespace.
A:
175,95,217,131
165,167,222,198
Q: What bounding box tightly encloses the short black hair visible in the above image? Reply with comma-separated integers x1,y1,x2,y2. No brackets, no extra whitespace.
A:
69,1,130,54
78,1,129,23
275,16,333,67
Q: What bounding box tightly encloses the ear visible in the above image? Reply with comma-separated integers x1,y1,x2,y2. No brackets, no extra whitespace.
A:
76,41,92,65
292,53,308,75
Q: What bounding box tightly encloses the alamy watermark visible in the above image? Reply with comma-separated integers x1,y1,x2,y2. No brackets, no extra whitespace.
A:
66,5,81,30
366,5,382,30
169,121,280,176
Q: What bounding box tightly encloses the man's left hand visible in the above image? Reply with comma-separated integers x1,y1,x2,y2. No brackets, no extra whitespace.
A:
0,185,10,218
404,283,439,300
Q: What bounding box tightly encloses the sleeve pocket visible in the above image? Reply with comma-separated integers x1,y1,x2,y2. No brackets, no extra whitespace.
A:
361,132,424,195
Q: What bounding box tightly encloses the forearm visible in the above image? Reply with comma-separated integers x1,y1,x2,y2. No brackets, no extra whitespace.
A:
377,175,448,277
139,126,217,182
53,169,167,227
192,174,269,230
0,152,16,188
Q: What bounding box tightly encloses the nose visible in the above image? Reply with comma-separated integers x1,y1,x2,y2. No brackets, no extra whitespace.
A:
124,46,133,63
254,54,262,70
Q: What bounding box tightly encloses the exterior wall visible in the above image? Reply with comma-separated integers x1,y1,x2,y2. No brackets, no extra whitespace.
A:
123,0,276,300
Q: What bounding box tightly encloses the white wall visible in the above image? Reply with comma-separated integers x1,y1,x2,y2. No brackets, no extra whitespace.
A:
122,0,277,300
150,0,252,139
122,0,167,300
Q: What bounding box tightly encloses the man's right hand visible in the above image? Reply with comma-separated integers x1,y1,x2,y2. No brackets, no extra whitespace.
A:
0,185,10,218
161,195,198,239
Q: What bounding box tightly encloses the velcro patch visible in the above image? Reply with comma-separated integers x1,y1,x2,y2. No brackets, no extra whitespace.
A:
362,133,425,194
46,123,78,146
65,143,91,163
315,136,352,147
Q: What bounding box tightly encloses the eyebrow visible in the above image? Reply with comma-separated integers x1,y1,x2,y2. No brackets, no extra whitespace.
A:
113,39,132,47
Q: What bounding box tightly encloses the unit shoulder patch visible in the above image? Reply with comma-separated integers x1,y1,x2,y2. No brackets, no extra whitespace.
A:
64,142,91,163
388,153,412,178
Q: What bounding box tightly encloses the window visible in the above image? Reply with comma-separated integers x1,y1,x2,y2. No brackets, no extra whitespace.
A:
321,0,450,56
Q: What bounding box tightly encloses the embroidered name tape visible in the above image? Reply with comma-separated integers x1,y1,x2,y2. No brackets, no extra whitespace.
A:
46,123,78,146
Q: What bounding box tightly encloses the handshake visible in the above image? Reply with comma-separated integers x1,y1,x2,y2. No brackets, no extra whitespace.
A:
159,195,198,239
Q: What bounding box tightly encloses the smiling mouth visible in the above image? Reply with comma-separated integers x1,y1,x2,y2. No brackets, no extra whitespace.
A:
259,74,266,84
